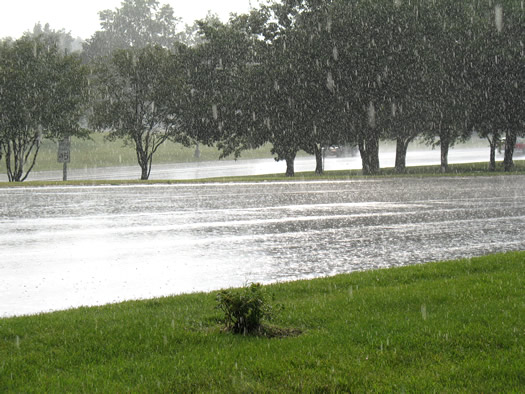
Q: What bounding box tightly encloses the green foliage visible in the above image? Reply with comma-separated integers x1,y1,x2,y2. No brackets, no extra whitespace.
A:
184,0,525,175
90,45,190,180
0,34,89,182
216,283,278,334
82,0,182,61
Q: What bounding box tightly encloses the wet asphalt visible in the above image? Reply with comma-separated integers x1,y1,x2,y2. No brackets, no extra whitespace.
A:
1,175,524,316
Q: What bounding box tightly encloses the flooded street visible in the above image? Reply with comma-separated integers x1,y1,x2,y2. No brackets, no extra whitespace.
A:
2,176,525,317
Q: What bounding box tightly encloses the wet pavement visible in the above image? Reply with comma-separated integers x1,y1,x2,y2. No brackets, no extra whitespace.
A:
1,176,525,317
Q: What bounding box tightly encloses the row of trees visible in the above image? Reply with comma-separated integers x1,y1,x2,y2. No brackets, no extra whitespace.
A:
1,0,524,181
193,0,525,176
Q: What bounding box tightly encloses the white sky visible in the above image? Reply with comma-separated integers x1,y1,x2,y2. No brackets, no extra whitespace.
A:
0,0,260,40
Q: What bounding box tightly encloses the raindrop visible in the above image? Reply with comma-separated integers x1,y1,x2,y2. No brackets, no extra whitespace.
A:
212,104,218,120
421,304,427,320
326,71,335,92
332,46,339,61
368,102,376,128
495,5,503,32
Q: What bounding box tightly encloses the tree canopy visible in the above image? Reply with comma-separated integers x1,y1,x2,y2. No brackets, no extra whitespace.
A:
90,45,189,180
83,0,182,61
0,35,89,181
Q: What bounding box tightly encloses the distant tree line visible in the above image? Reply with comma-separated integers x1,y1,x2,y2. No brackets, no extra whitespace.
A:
1,0,524,181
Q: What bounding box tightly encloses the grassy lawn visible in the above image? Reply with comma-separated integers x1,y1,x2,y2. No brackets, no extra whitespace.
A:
1,160,524,188
0,132,505,175
0,133,277,173
190,160,525,183
1,252,524,392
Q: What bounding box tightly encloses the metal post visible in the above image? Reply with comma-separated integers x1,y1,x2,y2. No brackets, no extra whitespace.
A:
58,136,71,181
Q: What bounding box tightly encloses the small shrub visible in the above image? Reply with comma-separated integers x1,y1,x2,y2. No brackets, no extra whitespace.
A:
216,283,277,335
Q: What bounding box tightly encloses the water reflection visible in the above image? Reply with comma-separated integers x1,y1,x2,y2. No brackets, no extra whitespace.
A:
1,177,525,317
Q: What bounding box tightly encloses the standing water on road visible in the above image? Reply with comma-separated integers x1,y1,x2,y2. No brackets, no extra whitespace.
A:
1,176,525,317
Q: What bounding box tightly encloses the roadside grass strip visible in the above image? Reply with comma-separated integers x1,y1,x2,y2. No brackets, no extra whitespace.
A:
1,252,524,392
1,160,525,188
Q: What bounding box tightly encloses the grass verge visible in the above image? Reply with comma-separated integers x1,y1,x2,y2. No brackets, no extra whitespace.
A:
0,134,276,173
1,160,524,188
1,252,524,392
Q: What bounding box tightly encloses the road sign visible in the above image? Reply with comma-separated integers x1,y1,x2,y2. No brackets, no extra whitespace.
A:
57,138,71,163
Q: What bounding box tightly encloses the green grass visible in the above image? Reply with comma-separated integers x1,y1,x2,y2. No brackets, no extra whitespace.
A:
0,133,277,173
0,131,500,175
2,159,524,188
191,159,525,183
1,252,524,392
2,131,524,185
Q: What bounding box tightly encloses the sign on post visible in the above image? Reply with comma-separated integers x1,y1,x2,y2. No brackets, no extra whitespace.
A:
58,137,71,181
57,137,71,163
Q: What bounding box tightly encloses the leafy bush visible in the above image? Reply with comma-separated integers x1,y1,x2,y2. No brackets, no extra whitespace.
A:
216,283,277,335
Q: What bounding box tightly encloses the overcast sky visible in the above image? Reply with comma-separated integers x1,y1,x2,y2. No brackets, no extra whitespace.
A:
0,0,260,40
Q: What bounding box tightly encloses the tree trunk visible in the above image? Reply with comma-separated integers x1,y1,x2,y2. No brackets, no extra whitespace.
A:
285,154,295,177
488,136,497,172
395,137,410,174
5,139,40,182
440,136,450,173
314,144,323,175
137,152,150,180
369,137,380,174
194,143,201,159
140,163,149,180
358,138,369,175
503,129,516,172
135,140,151,180
359,132,380,175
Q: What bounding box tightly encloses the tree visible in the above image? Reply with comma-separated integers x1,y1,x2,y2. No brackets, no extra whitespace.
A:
293,4,342,175
90,45,188,180
376,0,430,173
83,0,182,61
179,11,272,162
262,34,304,177
0,35,89,182
259,0,341,176
416,1,475,173
178,13,221,47
473,2,525,171
30,23,83,53
328,0,389,175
